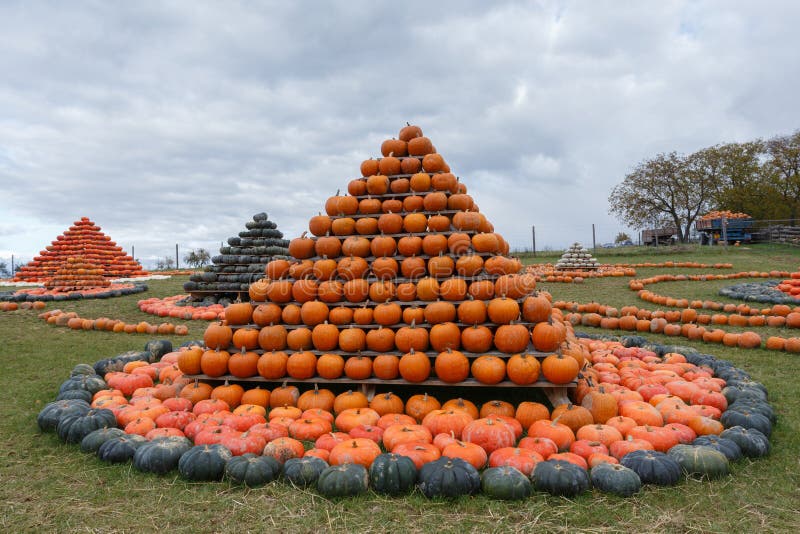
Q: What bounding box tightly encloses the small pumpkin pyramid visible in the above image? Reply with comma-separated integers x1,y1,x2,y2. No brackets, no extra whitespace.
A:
43,257,111,292
183,212,290,304
200,125,577,389
555,243,599,271
13,217,147,282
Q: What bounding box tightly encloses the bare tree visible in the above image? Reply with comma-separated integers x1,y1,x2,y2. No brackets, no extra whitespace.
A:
195,248,210,267
183,248,211,269
183,250,199,268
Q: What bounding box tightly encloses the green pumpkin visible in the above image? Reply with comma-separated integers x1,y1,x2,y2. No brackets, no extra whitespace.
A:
729,398,776,424
178,444,232,481
70,363,97,377
722,382,768,404
692,436,742,462
667,444,729,479
226,454,282,487
56,408,117,444
369,453,417,495
58,375,107,396
720,409,772,437
133,437,192,474
37,399,90,432
418,457,481,499
98,434,147,463
56,389,93,402
80,427,126,453
590,463,642,497
93,350,150,375
283,456,329,488
720,426,770,458
145,339,173,361
620,450,681,486
481,466,532,500
317,464,369,498
532,460,590,497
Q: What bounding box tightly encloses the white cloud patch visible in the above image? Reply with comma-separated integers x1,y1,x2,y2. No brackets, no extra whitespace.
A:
1,0,799,266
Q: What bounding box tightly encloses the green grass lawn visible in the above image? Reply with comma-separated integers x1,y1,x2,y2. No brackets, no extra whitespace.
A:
1,245,799,533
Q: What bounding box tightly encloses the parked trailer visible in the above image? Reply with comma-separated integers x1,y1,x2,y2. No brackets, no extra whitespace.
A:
642,227,678,246
695,217,753,244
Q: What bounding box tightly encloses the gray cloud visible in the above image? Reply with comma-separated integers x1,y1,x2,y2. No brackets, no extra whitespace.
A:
1,0,799,264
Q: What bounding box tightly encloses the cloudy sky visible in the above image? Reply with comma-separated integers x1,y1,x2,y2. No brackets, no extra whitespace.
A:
2,1,799,268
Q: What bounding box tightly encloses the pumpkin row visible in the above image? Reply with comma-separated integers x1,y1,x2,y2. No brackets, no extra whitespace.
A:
204,320,566,356
229,294,550,328
68,428,754,499
290,232,510,261
43,339,771,497
249,274,531,306
40,309,189,335
560,302,800,330
0,301,46,311
180,350,577,385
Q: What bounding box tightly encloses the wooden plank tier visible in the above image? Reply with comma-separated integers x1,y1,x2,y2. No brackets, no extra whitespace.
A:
185,374,574,388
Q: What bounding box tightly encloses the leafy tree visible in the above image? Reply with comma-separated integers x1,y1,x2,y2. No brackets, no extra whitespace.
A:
690,140,782,220
0,261,9,278
614,232,631,244
608,152,713,243
765,131,800,224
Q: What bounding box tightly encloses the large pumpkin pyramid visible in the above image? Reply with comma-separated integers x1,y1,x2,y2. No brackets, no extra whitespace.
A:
183,212,289,303
13,217,147,282
200,125,579,392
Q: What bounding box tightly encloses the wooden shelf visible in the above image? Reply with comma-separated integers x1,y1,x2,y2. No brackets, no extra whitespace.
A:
296,251,498,262
251,273,502,292
184,373,574,388
234,346,552,359
305,230,478,240
350,189,457,200
328,210,461,221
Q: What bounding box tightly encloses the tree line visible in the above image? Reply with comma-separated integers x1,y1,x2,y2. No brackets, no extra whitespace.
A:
608,130,800,242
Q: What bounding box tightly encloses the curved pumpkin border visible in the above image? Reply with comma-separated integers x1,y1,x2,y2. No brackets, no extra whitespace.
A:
37,334,774,499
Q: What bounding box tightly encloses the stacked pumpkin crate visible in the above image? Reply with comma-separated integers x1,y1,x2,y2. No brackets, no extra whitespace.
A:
192,125,582,404
183,212,290,304
13,217,147,282
43,257,111,292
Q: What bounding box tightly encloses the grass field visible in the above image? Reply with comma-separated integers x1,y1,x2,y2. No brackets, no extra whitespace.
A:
1,244,799,533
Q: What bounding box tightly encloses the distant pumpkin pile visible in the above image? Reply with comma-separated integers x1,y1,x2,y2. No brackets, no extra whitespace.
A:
183,212,290,303
554,243,600,271
193,124,582,390
13,217,147,282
